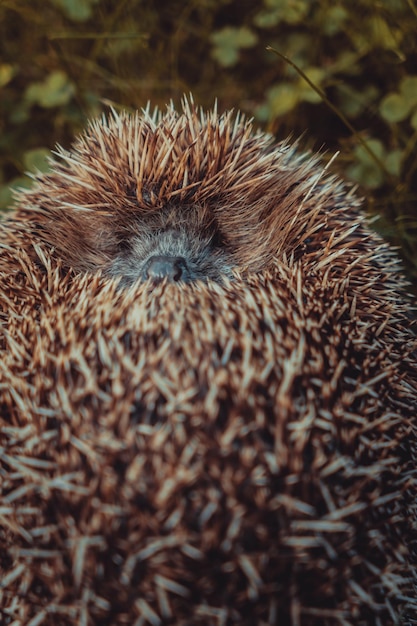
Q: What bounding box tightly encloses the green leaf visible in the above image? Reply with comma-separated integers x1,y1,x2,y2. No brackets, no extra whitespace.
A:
348,138,387,189
211,46,239,67
267,83,299,117
399,76,417,108
337,86,363,117
354,138,385,164
385,149,403,177
368,15,401,50
211,27,258,67
261,0,309,25
379,92,411,123
0,176,33,211
254,8,282,28
346,162,384,189
320,6,348,36
337,85,379,118
23,148,51,174
25,71,75,109
298,67,326,104
49,0,99,21
211,27,258,49
0,64,16,88
254,103,270,123
411,109,417,131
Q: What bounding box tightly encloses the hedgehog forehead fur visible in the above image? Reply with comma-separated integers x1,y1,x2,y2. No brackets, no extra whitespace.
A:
8,96,365,283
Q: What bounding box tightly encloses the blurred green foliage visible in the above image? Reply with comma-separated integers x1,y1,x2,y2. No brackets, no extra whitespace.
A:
0,0,416,286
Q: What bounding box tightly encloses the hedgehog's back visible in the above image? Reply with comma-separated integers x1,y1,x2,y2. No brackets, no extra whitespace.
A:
1,238,416,625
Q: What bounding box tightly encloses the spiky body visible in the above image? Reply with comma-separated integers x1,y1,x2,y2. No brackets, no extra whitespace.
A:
0,100,416,625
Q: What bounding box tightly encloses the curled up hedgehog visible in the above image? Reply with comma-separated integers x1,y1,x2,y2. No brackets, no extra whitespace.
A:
0,97,416,626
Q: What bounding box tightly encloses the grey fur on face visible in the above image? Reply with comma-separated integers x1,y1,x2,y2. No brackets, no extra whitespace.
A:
105,224,234,287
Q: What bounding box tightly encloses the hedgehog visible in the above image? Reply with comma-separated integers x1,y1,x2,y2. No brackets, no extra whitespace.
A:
0,97,416,626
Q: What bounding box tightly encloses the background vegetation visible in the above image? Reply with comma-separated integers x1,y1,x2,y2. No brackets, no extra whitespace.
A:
1,0,417,287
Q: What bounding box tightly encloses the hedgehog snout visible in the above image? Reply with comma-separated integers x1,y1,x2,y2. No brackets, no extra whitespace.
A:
142,254,190,283
104,225,235,286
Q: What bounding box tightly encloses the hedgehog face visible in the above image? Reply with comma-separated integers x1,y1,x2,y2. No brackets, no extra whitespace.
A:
106,211,234,286
6,98,377,287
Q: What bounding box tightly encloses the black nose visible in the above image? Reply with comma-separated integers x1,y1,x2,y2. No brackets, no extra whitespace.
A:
143,255,189,282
